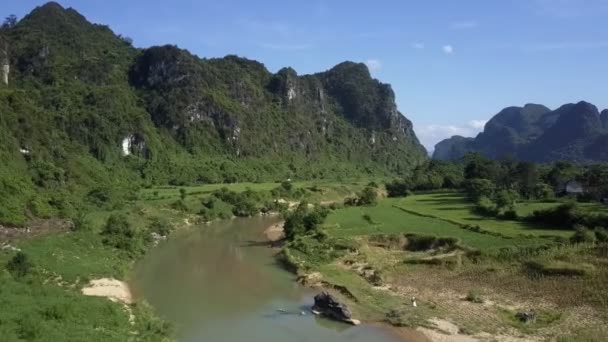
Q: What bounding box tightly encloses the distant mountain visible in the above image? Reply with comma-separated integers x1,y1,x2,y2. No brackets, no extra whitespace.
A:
433,101,608,163
0,2,426,224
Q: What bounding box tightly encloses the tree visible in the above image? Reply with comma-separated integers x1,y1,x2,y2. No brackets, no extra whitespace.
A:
7,252,33,278
101,214,142,254
386,179,410,197
533,183,554,200
1,15,17,29
495,189,519,210
516,162,539,199
283,203,328,240
463,153,499,180
570,226,596,244
357,186,378,206
464,179,496,201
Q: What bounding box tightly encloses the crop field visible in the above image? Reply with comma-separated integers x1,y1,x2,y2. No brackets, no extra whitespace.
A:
395,193,571,239
323,200,548,251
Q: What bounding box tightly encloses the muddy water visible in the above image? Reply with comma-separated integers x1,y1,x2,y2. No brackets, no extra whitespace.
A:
131,217,405,342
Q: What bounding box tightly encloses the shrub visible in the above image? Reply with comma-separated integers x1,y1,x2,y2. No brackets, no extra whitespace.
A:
171,199,189,212
464,179,496,201
385,179,410,198
7,252,33,278
499,208,518,220
101,214,143,255
466,289,484,303
570,226,596,244
179,188,187,200
149,217,172,236
357,186,378,206
528,202,578,229
405,234,459,251
283,203,329,240
71,211,92,232
475,196,498,217
362,214,374,224
533,183,555,200
594,227,608,243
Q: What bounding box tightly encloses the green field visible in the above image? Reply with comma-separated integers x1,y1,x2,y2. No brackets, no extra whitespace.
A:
395,193,571,239
321,192,579,252
324,200,537,251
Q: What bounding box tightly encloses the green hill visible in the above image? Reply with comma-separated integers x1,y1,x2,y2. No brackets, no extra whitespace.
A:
0,2,426,225
433,101,608,163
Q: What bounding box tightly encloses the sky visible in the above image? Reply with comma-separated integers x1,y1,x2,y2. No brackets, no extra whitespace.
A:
4,0,608,152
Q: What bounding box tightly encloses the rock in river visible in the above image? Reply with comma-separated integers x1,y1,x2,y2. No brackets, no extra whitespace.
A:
312,291,361,325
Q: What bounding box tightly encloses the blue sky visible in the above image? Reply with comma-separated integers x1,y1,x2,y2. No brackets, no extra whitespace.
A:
5,0,608,151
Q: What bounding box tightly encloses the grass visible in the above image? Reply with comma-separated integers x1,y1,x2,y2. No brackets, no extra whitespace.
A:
323,198,551,251
397,193,571,239
285,190,608,340
0,197,179,340
499,308,563,333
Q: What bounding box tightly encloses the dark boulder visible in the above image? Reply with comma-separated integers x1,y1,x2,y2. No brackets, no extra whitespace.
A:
312,291,360,325
515,311,537,324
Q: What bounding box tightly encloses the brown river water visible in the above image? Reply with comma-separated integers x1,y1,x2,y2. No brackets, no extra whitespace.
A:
130,217,410,342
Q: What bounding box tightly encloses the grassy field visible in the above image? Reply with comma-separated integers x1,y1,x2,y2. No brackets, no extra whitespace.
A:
323,199,546,251
396,192,571,239
285,190,608,340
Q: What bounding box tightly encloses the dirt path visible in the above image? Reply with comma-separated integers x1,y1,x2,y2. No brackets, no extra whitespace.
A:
0,218,71,244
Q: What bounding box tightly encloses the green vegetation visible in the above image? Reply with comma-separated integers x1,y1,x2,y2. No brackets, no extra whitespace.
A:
0,2,426,227
280,187,608,340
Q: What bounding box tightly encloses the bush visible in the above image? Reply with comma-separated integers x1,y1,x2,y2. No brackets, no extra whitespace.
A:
466,289,484,303
101,214,143,255
357,186,378,206
71,211,92,232
362,214,374,224
405,234,459,251
475,196,498,217
386,179,410,198
149,217,172,236
499,208,518,220
6,252,33,278
528,202,578,229
595,227,608,243
570,226,596,244
283,203,329,240
464,179,496,201
171,199,189,212
533,183,555,200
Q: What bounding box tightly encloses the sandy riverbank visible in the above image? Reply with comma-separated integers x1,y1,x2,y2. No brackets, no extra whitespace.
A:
82,278,133,304
264,221,285,242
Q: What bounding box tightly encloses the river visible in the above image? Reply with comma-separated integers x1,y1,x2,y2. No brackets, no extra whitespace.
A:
130,217,405,342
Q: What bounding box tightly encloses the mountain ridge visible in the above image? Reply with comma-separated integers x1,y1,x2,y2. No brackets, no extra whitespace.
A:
0,2,426,225
433,101,608,163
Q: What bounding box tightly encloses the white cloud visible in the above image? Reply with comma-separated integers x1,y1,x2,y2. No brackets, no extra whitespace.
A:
412,42,425,49
365,59,382,73
468,119,488,129
451,20,478,30
415,120,486,152
442,45,454,54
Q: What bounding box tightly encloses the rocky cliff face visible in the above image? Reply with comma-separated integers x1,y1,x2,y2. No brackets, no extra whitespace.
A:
432,136,475,161
0,35,8,85
433,101,608,163
0,2,426,188
601,110,608,130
